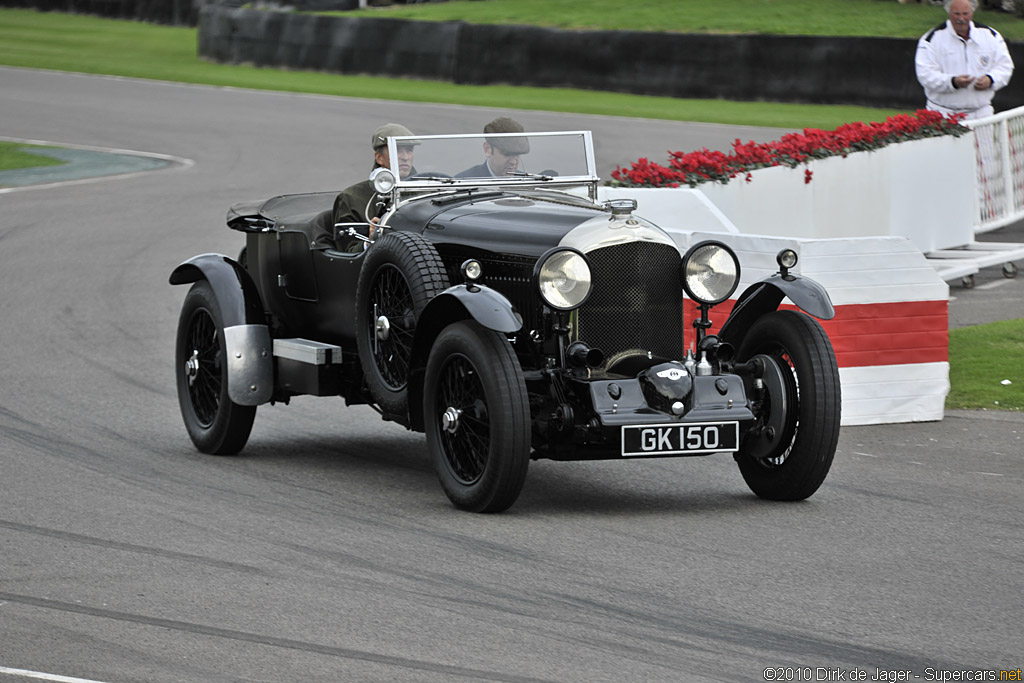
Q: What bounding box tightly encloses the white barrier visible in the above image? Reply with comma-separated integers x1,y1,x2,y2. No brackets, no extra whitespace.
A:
606,125,1024,286
699,135,978,254
968,106,1024,234
917,107,1024,284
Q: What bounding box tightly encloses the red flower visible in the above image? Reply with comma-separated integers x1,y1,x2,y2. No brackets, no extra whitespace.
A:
607,110,967,189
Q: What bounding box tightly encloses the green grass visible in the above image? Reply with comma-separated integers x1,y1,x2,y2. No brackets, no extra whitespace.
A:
0,8,907,132
947,319,1024,411
0,141,65,172
332,0,1024,41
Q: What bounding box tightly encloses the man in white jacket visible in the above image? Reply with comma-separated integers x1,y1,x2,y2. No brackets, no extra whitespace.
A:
915,0,1014,120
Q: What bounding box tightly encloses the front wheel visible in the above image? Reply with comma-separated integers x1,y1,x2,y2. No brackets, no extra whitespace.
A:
735,310,840,501
424,321,530,513
175,280,256,455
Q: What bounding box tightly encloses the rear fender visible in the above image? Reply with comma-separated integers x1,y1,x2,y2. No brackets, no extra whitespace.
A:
169,253,267,327
719,273,834,349
170,254,272,406
407,285,523,430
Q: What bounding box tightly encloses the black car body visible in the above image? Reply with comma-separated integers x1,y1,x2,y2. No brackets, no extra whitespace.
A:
171,131,841,512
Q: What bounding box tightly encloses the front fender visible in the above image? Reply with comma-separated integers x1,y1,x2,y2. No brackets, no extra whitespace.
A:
169,253,266,328
406,284,523,431
719,273,834,347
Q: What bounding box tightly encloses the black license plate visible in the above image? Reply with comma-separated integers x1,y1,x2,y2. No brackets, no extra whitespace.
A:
621,421,739,457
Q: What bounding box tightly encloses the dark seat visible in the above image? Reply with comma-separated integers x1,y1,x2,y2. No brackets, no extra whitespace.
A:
305,208,335,250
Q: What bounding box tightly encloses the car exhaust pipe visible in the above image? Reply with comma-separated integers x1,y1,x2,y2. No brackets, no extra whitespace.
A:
567,341,604,368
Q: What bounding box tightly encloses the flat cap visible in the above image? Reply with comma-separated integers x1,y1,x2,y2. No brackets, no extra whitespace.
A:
372,123,417,150
484,117,529,155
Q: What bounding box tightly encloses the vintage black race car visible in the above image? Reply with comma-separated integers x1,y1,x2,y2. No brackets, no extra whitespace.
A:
170,130,841,512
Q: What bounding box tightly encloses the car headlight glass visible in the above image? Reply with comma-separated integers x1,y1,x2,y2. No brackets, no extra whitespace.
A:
461,259,482,281
370,167,396,194
535,248,592,310
777,248,798,270
682,241,740,305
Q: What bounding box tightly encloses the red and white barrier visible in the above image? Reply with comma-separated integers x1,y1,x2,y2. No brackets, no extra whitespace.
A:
685,232,949,426
598,188,951,425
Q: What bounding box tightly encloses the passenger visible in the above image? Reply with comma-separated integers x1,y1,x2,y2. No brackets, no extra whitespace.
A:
314,123,418,250
455,117,530,178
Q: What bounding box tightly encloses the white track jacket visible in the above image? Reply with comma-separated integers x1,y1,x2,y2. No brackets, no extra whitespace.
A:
915,20,1014,119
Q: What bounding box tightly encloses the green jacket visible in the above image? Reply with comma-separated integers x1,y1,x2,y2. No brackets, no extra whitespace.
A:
311,178,379,250
333,179,379,226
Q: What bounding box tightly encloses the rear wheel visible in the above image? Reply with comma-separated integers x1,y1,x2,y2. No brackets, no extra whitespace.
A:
424,321,530,513
735,310,840,500
175,280,256,455
356,231,449,416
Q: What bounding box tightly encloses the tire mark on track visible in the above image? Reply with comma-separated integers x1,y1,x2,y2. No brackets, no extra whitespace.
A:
0,592,559,683
0,520,263,574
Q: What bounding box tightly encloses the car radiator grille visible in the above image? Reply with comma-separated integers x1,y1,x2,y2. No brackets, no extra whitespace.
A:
577,241,683,364
440,242,683,367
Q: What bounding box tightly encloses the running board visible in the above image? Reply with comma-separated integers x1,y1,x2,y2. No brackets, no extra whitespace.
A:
273,338,343,365
273,338,344,396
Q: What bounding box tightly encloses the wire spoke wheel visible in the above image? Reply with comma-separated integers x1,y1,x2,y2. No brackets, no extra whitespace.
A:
174,280,255,455
185,306,222,427
369,264,415,389
425,321,530,513
437,355,490,484
735,310,840,501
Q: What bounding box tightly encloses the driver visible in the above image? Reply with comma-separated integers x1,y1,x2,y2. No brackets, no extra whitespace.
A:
455,117,530,178
314,123,418,250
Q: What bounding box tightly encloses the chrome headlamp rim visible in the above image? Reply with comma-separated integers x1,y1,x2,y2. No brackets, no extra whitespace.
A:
369,167,396,194
461,259,482,282
681,240,741,306
532,247,593,311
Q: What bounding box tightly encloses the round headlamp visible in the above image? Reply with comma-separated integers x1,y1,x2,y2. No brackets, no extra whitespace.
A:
369,167,396,194
777,248,798,270
534,248,592,311
681,241,741,305
461,259,482,281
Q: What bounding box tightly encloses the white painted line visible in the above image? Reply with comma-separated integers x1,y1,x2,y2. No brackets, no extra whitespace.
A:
0,666,112,683
970,471,1004,477
853,451,879,457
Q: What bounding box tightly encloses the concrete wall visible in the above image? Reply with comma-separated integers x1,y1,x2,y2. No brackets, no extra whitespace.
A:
195,4,1024,111
5,0,1024,110
198,8,460,80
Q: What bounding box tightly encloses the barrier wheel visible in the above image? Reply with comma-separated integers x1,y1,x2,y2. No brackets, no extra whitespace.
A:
961,275,976,289
1003,262,1018,279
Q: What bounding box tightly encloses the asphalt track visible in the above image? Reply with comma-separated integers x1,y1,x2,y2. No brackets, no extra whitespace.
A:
0,67,1021,683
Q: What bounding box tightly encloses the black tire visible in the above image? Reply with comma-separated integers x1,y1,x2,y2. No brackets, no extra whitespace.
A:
356,231,450,416
735,310,840,501
175,280,256,455
424,320,530,513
